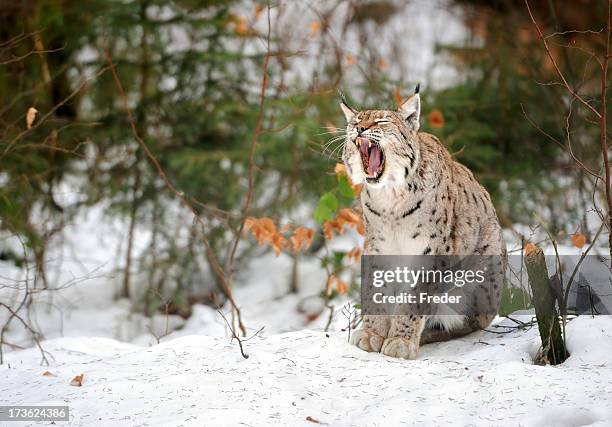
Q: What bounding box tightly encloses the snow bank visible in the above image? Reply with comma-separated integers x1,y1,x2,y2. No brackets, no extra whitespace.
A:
2,316,611,426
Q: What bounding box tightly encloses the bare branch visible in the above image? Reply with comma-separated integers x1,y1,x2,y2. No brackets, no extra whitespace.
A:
524,0,602,119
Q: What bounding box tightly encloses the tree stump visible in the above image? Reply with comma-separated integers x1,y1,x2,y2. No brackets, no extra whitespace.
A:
524,244,568,365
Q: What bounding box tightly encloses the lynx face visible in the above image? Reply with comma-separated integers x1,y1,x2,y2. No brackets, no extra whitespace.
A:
341,88,421,189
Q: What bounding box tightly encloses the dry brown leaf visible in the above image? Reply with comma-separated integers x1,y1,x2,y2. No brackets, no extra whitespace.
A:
306,416,321,424
393,87,403,108
235,16,249,35
254,4,264,20
524,243,539,257
347,247,362,263
291,226,314,252
336,208,365,235
309,21,321,35
70,373,84,387
323,221,334,241
26,107,38,129
335,278,349,295
334,163,346,175
570,233,586,249
42,371,56,377
428,109,445,129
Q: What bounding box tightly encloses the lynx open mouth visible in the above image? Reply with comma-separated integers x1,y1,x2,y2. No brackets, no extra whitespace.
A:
356,136,385,183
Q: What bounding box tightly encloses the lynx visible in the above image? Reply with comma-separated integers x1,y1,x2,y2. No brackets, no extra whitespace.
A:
340,86,506,359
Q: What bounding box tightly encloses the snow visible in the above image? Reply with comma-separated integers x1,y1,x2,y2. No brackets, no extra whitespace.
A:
2,316,612,426
2,201,612,426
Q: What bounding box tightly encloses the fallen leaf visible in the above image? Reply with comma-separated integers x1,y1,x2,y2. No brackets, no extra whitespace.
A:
42,371,56,377
70,373,84,387
570,233,586,249
26,107,38,129
306,416,321,424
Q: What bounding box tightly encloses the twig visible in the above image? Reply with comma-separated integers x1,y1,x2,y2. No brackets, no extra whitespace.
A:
525,0,602,119
224,1,272,288
217,310,264,359
103,52,247,336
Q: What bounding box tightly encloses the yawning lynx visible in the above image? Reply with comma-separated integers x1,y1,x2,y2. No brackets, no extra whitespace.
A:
341,86,506,359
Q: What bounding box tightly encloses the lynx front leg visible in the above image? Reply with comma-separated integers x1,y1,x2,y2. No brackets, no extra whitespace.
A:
350,315,390,353
381,315,426,359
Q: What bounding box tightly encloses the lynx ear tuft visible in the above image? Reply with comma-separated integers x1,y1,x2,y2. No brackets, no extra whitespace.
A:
398,88,421,131
340,101,356,121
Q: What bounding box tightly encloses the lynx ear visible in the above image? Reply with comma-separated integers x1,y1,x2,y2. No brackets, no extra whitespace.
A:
398,84,421,131
340,101,356,122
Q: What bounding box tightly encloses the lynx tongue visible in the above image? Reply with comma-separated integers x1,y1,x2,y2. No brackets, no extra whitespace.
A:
358,137,384,179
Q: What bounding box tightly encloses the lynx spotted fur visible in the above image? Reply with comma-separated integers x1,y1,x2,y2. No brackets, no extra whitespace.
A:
340,87,506,359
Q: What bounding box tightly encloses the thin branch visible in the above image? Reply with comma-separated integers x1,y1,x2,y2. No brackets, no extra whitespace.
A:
525,0,602,119
225,1,272,283
103,51,247,336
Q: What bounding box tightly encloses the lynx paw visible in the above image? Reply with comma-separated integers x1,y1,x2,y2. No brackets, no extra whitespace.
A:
350,329,385,353
381,337,419,359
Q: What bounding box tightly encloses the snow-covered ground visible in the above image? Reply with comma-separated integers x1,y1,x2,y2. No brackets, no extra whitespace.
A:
2,316,612,426
2,204,612,426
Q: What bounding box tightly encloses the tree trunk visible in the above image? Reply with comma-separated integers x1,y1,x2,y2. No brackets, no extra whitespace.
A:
524,245,568,365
